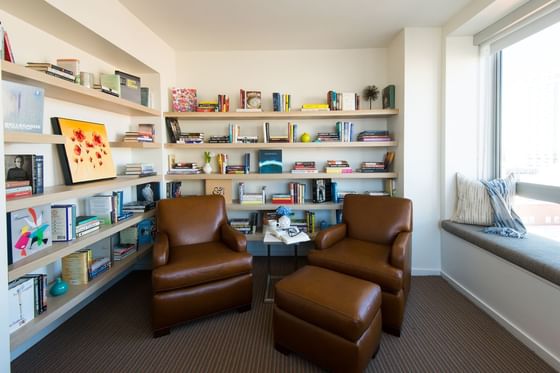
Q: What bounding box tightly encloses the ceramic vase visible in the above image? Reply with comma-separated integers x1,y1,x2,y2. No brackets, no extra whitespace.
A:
278,215,291,229
49,277,69,297
203,162,213,174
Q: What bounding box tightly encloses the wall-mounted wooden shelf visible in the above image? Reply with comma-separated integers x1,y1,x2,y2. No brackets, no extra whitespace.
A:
4,132,65,144
227,201,342,211
164,109,399,120
166,172,397,181
1,61,159,117
165,141,397,149
6,175,161,212
8,210,155,281
10,243,153,349
110,141,161,149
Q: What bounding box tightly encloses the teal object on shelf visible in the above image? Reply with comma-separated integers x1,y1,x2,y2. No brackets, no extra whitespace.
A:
49,277,69,296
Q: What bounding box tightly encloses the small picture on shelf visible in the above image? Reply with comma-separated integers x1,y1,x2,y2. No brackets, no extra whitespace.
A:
258,149,282,174
246,91,262,110
382,85,395,109
171,87,197,112
51,117,116,185
2,80,44,133
7,204,52,265
136,182,160,203
165,117,181,143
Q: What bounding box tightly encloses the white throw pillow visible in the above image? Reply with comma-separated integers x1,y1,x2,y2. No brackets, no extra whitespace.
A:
451,173,515,226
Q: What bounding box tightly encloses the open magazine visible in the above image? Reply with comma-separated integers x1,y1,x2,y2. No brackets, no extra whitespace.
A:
264,226,310,245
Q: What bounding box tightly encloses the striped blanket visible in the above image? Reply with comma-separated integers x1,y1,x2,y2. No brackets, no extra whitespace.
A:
481,178,527,238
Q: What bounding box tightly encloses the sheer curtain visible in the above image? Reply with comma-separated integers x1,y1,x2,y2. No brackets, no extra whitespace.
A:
477,43,495,180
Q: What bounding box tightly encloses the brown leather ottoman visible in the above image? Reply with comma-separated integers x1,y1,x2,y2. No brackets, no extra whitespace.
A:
273,265,382,373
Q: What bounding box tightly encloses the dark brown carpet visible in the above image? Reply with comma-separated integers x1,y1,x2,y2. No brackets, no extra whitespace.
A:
12,257,554,372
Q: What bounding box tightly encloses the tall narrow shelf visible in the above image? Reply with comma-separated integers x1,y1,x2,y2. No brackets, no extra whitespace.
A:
10,243,153,349
1,61,159,117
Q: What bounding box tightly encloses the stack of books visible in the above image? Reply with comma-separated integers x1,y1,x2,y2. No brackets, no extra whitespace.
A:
208,135,230,143
166,181,182,198
358,161,386,173
301,103,329,112
291,161,317,173
324,160,352,174
89,257,111,280
122,124,155,143
177,132,204,144
112,244,137,261
273,92,292,112
124,163,155,176
357,130,392,142
168,162,201,175
25,62,76,82
305,211,316,234
237,135,258,143
271,194,293,204
226,165,247,174
217,94,230,112
288,182,306,204
75,216,101,237
229,218,252,234
197,101,218,112
5,180,32,200
239,183,266,205
316,132,340,142
4,154,44,198
62,250,112,285
327,91,359,111
122,200,155,213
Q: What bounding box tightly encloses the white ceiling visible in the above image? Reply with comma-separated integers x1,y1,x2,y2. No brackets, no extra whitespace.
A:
119,0,472,51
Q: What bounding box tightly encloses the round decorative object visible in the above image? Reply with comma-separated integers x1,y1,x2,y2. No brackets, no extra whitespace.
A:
49,277,69,297
203,162,213,174
301,133,311,143
278,215,291,229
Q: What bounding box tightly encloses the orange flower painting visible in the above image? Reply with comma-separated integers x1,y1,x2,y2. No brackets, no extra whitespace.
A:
51,117,116,184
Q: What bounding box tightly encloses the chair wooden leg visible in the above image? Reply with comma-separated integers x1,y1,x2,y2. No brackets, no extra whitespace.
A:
237,304,251,313
372,344,380,359
383,326,401,337
153,328,170,338
274,343,291,355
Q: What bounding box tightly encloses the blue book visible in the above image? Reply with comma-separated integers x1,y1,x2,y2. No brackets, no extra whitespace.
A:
258,149,282,174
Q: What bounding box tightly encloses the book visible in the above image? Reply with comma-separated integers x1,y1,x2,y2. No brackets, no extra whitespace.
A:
86,195,114,224
4,154,44,194
258,149,282,174
8,277,35,333
137,218,155,245
2,81,44,133
51,204,76,241
246,91,262,110
3,29,14,63
382,85,396,109
171,87,197,112
99,74,121,97
166,117,181,143
61,251,89,285
7,204,52,265
120,227,138,245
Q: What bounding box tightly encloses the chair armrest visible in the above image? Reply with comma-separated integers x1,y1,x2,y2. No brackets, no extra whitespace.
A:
314,223,347,250
153,232,170,268
391,231,411,270
221,224,247,252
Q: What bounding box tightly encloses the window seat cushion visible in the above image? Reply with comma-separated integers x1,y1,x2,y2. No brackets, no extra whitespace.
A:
441,220,560,287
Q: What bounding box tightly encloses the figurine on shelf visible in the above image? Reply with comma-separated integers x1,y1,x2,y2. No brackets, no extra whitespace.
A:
203,151,214,174
275,206,293,229
49,277,69,296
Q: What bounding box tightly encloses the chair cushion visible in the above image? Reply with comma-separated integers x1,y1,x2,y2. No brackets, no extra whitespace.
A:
152,241,252,292
308,238,403,293
275,266,381,342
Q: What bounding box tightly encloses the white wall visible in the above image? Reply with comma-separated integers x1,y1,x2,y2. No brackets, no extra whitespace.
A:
442,36,480,218
0,69,9,372
402,28,443,274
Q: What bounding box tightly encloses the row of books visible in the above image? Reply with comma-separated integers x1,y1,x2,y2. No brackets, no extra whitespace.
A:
270,182,306,204
262,122,299,143
301,103,330,112
239,183,266,204
327,91,360,111
8,273,48,333
62,249,111,286
113,243,137,261
26,62,76,82
5,154,44,199
357,130,392,142
291,161,318,174
325,160,352,174
272,92,292,112
229,213,258,235
166,181,183,198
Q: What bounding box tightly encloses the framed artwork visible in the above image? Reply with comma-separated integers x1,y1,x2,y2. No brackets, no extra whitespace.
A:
51,117,116,185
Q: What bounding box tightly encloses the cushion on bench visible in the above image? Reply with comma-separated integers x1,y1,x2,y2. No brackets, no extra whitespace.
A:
441,220,560,287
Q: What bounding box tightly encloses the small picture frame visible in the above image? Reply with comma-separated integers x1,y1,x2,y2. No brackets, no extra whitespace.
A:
165,117,181,143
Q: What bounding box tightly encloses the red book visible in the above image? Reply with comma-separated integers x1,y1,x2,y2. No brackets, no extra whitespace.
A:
6,190,32,200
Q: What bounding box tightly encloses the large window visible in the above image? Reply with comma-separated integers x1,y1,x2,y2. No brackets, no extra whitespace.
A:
499,21,560,241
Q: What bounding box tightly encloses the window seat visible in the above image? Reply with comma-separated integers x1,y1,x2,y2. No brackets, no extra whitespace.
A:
441,220,560,287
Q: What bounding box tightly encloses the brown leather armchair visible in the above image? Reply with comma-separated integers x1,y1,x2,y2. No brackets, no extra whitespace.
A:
308,195,412,336
152,195,253,337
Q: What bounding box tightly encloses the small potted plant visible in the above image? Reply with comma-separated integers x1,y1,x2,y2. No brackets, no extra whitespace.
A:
275,206,293,229
203,151,214,174
363,85,380,109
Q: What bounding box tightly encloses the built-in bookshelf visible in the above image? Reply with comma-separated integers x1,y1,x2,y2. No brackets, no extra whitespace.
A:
165,141,397,150
2,58,161,352
163,109,398,120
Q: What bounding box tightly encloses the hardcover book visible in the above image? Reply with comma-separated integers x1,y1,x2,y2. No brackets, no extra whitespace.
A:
51,204,76,242
382,85,396,109
246,91,262,110
258,149,282,174
137,218,155,245
7,204,52,265
8,277,35,333
2,81,44,133
4,154,43,194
